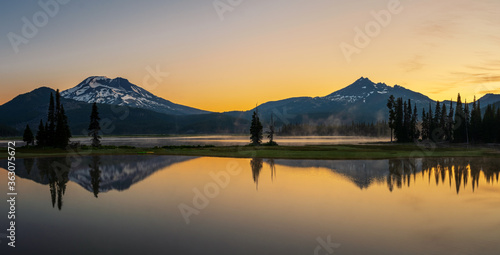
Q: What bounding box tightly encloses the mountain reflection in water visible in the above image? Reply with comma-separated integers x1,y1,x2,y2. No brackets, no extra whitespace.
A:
1,156,499,211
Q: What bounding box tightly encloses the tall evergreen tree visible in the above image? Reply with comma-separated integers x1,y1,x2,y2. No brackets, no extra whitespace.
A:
250,110,263,145
36,120,46,146
387,95,396,142
434,101,442,141
403,101,410,142
434,101,441,129
412,104,419,140
447,100,454,142
47,93,56,146
464,100,470,144
422,109,429,140
394,98,404,142
55,89,61,117
454,94,466,143
23,124,34,146
55,105,72,148
428,103,434,141
496,108,500,143
440,103,447,141
470,97,482,143
88,102,101,147
482,105,496,143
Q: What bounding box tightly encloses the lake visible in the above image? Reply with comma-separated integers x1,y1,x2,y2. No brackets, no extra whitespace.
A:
1,156,499,254
0,135,388,147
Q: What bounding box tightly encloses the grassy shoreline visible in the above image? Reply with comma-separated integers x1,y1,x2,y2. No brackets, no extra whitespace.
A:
1,144,499,160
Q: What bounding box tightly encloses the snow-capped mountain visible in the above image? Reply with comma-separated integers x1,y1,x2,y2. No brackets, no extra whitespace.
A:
324,77,391,104
61,76,208,115
323,77,432,105
226,77,436,124
69,155,197,193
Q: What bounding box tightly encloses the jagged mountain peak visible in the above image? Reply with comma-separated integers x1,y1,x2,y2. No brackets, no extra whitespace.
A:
324,77,390,104
60,76,208,115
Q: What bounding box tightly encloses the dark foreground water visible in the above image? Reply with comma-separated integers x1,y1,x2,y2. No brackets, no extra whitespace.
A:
1,156,499,255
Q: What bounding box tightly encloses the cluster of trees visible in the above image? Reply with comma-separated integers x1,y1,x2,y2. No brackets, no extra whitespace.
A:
23,92,103,148
249,110,277,145
24,90,72,148
279,121,390,137
479,103,500,143
386,96,420,142
388,94,500,143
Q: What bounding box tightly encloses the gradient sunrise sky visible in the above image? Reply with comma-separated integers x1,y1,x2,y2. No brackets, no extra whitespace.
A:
1,0,499,112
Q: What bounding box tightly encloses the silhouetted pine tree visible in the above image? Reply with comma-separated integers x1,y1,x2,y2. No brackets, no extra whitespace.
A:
464,100,470,144
23,124,34,146
250,109,263,145
394,98,404,142
434,101,442,141
421,109,429,140
440,103,448,141
482,105,494,142
36,120,46,146
88,102,101,147
496,108,500,143
55,89,61,117
387,95,396,142
47,93,56,146
470,97,482,143
403,100,410,142
412,104,419,140
454,94,466,143
55,105,71,148
447,100,454,142
428,103,434,141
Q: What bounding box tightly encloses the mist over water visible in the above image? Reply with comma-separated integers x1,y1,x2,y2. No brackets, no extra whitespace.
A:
69,135,389,147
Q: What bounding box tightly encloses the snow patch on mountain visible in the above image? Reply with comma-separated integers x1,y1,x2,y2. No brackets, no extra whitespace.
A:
323,77,392,104
61,76,207,115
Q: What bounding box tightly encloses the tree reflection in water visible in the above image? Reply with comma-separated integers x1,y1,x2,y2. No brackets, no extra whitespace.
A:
387,158,500,194
89,156,102,198
37,157,71,210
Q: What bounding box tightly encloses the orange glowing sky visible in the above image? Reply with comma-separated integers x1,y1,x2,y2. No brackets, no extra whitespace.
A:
1,0,500,112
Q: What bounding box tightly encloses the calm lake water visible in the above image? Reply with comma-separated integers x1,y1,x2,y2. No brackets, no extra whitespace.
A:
1,156,500,254
1,135,388,147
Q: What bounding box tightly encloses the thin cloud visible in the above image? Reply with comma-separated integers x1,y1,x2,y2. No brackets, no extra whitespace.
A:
400,55,425,72
417,21,457,39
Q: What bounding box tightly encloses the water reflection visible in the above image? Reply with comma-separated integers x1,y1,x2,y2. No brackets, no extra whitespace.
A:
386,158,500,194
1,155,500,254
267,158,277,182
0,155,197,210
250,158,263,189
1,156,499,211
252,157,500,194
89,156,101,198
37,157,70,210
250,158,278,189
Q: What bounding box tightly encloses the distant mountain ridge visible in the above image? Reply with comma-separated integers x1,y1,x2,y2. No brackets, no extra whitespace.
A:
61,76,209,115
0,76,499,135
0,86,248,135
227,77,437,125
